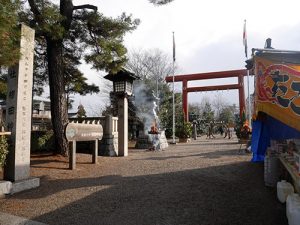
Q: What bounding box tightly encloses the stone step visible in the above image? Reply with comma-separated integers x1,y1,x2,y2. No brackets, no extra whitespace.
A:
0,177,40,196
0,181,12,196
0,212,47,225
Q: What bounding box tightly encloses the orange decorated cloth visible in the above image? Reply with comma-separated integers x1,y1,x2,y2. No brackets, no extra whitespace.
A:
254,55,300,131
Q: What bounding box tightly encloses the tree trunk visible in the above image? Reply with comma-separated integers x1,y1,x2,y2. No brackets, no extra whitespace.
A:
47,39,69,156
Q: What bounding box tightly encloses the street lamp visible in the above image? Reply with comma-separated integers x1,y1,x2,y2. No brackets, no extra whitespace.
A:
104,69,139,156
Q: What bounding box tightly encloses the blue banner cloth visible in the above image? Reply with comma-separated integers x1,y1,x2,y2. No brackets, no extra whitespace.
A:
251,115,300,162
251,120,269,162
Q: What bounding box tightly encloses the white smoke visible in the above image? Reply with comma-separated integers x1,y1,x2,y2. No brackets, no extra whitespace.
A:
133,81,158,133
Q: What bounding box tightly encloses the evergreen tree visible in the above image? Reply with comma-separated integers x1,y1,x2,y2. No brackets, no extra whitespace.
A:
22,0,139,155
64,47,100,109
202,102,214,123
0,0,20,67
218,105,236,124
0,75,7,100
160,93,182,137
0,0,21,101
77,104,87,118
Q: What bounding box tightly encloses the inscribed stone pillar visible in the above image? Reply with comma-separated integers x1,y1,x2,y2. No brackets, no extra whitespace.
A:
118,97,128,156
4,24,35,181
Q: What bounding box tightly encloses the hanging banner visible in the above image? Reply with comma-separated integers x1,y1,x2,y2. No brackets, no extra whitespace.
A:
254,56,300,131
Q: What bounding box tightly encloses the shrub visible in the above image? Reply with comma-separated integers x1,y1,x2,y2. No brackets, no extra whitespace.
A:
0,136,8,167
31,130,54,152
165,128,172,138
176,122,192,138
235,111,250,139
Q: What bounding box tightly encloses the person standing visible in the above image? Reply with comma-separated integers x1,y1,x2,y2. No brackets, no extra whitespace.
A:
208,122,215,139
224,124,231,139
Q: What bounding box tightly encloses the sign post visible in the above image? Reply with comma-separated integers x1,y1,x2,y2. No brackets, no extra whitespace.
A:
65,122,103,170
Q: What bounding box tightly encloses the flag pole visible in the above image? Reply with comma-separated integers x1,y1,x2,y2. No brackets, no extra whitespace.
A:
246,61,251,125
243,20,251,125
172,31,176,144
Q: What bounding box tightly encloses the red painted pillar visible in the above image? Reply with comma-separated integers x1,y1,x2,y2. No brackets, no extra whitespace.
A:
238,74,245,119
182,79,188,122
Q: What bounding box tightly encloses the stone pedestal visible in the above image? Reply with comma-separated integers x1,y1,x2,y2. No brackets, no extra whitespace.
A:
135,130,169,150
11,177,40,194
99,115,119,156
158,130,169,149
0,181,12,195
118,97,128,156
100,134,119,156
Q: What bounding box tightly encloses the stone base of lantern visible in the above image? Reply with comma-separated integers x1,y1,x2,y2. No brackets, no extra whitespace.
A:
99,134,119,156
135,134,153,149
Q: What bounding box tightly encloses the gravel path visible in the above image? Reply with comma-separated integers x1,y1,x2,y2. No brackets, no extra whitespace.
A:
0,135,287,225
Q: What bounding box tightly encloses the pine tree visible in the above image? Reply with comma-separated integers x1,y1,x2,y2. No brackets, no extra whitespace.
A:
0,0,20,67
77,104,87,118
23,0,139,155
20,0,173,155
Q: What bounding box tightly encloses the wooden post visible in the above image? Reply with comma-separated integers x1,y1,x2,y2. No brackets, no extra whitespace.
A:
238,74,246,118
92,139,98,164
182,79,188,122
69,141,76,170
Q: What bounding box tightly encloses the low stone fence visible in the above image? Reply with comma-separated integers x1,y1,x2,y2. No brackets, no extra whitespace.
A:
0,131,11,136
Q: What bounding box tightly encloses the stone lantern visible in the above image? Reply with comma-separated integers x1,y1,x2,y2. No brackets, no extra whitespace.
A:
104,69,139,156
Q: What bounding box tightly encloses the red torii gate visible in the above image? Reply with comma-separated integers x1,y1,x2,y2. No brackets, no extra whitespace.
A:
165,69,247,122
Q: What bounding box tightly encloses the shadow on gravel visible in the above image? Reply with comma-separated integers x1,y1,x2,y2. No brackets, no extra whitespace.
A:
177,138,240,147
31,159,67,169
185,141,240,146
134,149,245,161
30,153,95,169
11,162,287,225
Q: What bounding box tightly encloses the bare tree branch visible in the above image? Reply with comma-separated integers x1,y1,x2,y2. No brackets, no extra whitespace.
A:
28,0,44,25
73,4,98,11
28,0,41,16
149,0,174,5
34,48,46,56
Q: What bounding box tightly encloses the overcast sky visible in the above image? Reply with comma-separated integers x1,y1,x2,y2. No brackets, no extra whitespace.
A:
71,0,300,114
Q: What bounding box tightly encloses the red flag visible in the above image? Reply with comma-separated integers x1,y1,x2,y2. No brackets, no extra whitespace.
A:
243,20,248,58
173,32,176,62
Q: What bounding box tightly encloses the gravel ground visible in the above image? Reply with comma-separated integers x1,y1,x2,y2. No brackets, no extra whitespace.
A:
0,135,287,225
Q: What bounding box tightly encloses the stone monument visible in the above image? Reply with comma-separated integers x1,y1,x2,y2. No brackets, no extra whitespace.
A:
3,24,39,193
